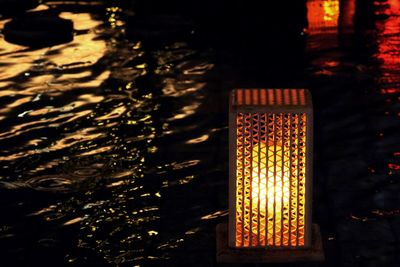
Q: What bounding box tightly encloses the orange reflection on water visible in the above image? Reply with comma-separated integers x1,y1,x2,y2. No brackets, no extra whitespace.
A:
0,8,110,162
0,11,107,95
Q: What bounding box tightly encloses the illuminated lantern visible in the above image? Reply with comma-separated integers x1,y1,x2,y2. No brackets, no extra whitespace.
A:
217,89,324,263
307,0,339,35
306,0,340,51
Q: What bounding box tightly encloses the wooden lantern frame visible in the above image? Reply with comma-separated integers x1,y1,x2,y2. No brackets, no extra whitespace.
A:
216,88,324,263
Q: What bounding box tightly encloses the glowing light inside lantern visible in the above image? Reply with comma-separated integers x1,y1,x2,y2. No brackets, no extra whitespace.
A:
323,0,339,22
250,142,291,246
235,111,306,248
307,0,339,33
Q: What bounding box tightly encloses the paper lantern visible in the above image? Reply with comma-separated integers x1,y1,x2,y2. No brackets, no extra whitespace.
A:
306,0,340,51
217,89,324,263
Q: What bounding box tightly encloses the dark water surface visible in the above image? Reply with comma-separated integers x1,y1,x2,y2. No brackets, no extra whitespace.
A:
0,0,399,267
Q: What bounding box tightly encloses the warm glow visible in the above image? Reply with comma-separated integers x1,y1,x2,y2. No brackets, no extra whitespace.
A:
307,0,339,34
235,112,307,248
250,142,291,246
323,0,339,22
306,0,340,50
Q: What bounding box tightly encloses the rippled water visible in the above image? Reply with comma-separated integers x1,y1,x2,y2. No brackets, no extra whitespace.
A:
0,0,399,267
0,2,223,266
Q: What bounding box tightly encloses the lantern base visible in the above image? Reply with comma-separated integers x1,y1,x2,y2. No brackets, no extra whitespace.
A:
216,223,324,263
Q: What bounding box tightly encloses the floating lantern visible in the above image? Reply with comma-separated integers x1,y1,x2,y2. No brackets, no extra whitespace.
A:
307,0,339,35
306,0,340,51
217,89,324,263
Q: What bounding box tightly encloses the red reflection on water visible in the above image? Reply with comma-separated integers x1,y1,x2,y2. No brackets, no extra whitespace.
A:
376,0,400,66
339,0,356,34
380,88,400,94
388,163,400,170
388,0,400,13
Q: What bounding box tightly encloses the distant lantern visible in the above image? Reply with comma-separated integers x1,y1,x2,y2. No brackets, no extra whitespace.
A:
217,89,324,263
306,0,340,51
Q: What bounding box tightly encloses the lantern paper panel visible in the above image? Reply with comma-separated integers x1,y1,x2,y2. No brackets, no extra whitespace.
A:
229,89,312,249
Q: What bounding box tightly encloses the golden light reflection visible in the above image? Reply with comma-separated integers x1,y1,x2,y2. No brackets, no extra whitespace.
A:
185,228,200,235
162,78,205,97
0,12,106,85
0,90,17,98
148,230,158,236
64,217,84,226
185,134,209,144
28,205,57,216
39,127,104,157
0,96,32,115
168,102,201,121
106,180,125,188
0,113,71,140
0,2,214,263
78,145,114,157
201,210,228,220
105,6,124,29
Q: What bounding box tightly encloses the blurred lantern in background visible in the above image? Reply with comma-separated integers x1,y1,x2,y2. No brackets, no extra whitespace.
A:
306,0,340,50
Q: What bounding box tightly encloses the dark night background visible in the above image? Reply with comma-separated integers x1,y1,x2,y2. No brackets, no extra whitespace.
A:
0,0,399,266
